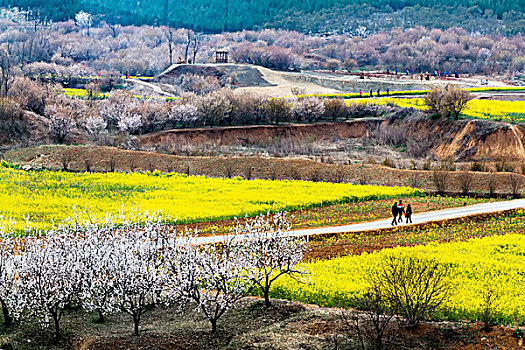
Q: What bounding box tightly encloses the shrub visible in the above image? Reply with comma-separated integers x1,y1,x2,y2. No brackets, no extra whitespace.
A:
381,157,396,168
408,173,423,189
470,161,486,172
323,98,348,121
495,160,514,173
290,87,305,96
84,158,92,172
480,284,500,330
371,255,452,327
263,98,292,125
424,86,472,120
180,74,221,95
422,159,432,171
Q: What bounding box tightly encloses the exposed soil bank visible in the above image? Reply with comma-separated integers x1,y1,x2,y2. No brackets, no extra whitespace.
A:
139,117,525,162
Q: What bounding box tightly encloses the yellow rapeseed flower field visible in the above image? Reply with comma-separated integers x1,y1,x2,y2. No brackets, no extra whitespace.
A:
270,218,525,324
0,167,420,228
358,97,525,123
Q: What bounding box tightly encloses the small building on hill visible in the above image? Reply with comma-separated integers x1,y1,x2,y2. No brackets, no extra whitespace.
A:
216,50,229,63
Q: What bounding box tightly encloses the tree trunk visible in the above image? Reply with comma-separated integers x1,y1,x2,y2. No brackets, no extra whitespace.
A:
97,309,105,323
0,298,12,326
51,310,61,339
210,318,217,333
264,289,271,307
133,313,141,336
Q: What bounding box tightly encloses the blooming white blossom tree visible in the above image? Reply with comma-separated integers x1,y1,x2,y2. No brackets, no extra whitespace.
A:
292,96,325,123
117,111,143,134
0,234,15,326
75,11,93,36
46,104,75,143
3,208,307,339
100,90,138,129
168,103,198,128
105,213,170,335
84,115,108,141
12,230,81,339
238,212,309,307
183,235,256,333
75,216,120,323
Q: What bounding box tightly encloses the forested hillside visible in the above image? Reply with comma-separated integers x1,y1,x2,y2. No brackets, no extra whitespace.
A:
1,0,524,34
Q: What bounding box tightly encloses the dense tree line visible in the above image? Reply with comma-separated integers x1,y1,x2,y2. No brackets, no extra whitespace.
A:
0,14,523,78
1,0,524,34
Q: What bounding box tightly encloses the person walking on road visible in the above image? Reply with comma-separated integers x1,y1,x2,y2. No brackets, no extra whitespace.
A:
391,201,398,226
405,204,412,224
397,200,405,223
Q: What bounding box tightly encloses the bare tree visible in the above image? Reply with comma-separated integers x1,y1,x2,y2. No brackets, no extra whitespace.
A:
192,34,200,64
108,156,116,172
432,168,449,195
105,21,120,38
343,284,400,350
164,27,175,67
480,283,499,330
487,172,498,197
184,30,193,63
60,149,72,171
508,173,524,198
371,255,452,327
84,158,92,172
458,171,474,195
223,161,234,178
0,49,17,98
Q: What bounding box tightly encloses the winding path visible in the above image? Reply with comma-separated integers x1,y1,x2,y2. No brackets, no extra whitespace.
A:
127,78,176,98
196,198,525,244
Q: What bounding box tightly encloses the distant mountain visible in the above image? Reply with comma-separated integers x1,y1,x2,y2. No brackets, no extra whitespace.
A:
2,0,524,34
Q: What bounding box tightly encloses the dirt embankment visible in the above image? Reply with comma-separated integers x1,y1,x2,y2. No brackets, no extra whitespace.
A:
139,117,525,162
140,120,377,149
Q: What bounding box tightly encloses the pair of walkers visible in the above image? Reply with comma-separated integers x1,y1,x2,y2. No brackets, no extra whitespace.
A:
391,200,412,226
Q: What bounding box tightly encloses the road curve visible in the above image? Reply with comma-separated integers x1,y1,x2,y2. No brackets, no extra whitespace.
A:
196,198,525,244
